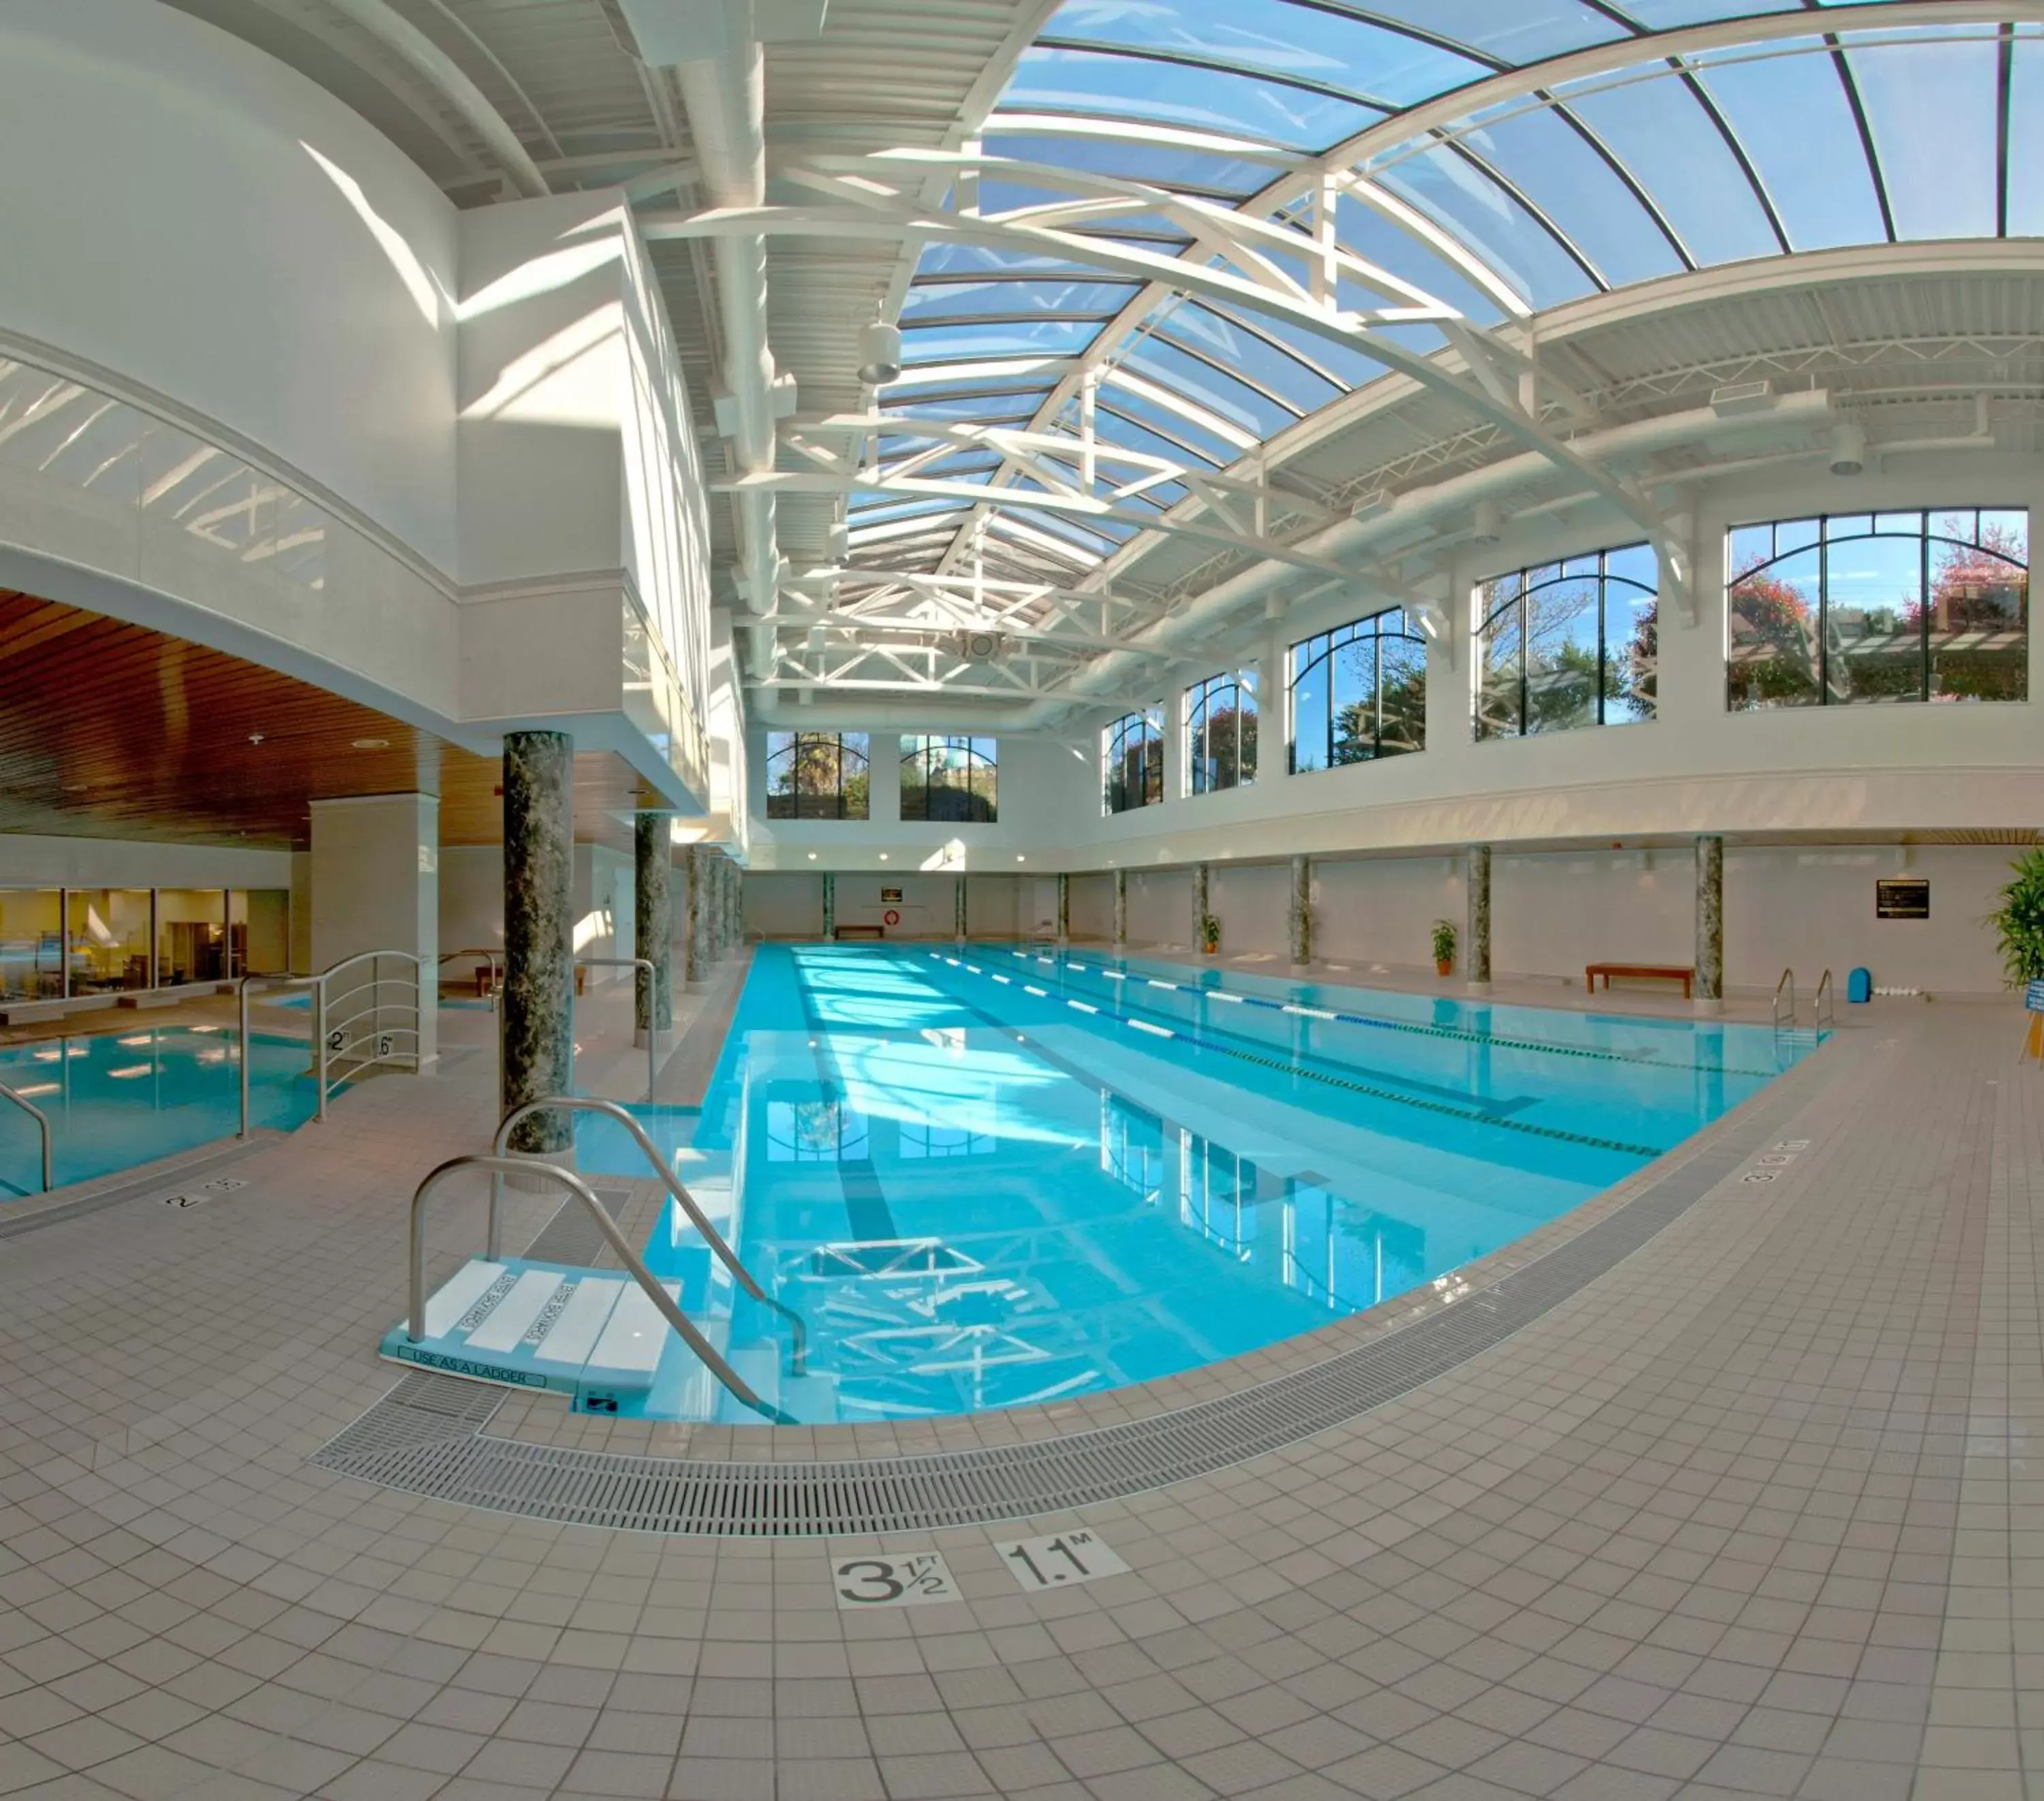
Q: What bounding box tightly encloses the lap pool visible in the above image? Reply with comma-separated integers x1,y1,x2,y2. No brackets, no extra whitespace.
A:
569,943,1821,1426
0,1027,318,1196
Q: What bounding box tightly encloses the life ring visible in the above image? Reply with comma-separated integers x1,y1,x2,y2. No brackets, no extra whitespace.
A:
882,909,901,928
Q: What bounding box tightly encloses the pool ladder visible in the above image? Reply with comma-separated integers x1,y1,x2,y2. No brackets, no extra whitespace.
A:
1772,968,1834,1038
0,1081,51,1193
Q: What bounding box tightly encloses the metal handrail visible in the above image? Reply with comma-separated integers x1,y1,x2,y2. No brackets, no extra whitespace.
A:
574,956,661,1101
493,1095,807,1375
439,946,503,1008
407,1153,790,1424
1815,968,1835,1033
1772,967,1796,1033
0,1080,52,1193
237,948,422,1137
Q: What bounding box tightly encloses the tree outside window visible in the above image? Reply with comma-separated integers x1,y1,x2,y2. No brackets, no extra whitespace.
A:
764,732,869,819
1185,670,1258,796
1103,709,1164,814
1288,610,1427,772
1476,544,1657,738
900,736,997,822
1727,509,2028,709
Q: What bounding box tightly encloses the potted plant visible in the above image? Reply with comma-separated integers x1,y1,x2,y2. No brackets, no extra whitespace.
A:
1431,918,1457,977
1991,847,2044,986
1198,911,1221,956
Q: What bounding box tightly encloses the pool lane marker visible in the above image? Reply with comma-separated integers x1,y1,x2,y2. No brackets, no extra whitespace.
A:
934,953,1666,1161
1008,948,1791,1082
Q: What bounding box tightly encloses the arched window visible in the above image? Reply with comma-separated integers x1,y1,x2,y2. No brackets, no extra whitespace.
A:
1288,610,1427,772
1476,545,1656,739
1102,709,1163,814
1726,509,2028,709
764,732,869,819
1185,670,1257,795
900,736,997,822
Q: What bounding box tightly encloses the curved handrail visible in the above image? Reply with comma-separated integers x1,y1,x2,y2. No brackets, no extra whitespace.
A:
237,948,423,1137
574,956,660,1100
0,1080,52,1193
1771,967,1796,1033
493,1095,807,1376
439,946,503,1007
1814,967,1835,1033
408,1153,790,1425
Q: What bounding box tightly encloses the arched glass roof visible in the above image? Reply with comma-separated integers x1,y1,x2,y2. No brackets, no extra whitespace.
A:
854,1,2042,583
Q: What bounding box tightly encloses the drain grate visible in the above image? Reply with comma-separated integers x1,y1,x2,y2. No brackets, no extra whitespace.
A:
523,1186,633,1266
313,1099,1795,1536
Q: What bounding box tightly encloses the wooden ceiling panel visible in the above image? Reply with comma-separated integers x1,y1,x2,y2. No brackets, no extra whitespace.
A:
0,594,662,850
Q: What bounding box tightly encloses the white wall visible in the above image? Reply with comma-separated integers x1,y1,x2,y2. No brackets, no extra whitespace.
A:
746,874,823,939
1210,862,1289,958
0,0,458,571
0,834,292,890
1068,873,1114,939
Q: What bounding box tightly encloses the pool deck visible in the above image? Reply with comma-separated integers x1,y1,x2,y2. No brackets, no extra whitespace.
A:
0,948,2026,1799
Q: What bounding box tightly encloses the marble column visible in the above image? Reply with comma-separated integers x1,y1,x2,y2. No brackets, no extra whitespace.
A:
954,875,967,943
682,847,704,984
1113,869,1127,946
721,856,734,955
1695,834,1724,1005
821,871,836,939
1192,862,1211,949
709,853,724,958
1289,854,1312,967
633,813,671,1048
1056,872,1070,942
1466,843,1492,988
502,731,574,1155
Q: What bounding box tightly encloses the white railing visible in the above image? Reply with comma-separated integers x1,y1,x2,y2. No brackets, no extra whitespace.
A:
0,1080,52,1193
438,946,503,1009
574,956,661,1101
1771,967,1797,1034
237,949,423,1138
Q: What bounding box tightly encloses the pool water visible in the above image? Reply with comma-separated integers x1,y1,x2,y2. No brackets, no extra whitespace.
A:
0,1027,318,1196
574,943,1821,1426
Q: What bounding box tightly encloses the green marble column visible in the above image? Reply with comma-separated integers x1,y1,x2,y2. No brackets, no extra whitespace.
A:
1056,872,1070,941
1695,834,1724,1003
1289,855,1312,966
1191,862,1210,950
683,845,704,984
502,731,574,1154
1466,844,1491,987
633,813,671,1046
1112,869,1127,946
822,872,835,939
954,875,967,942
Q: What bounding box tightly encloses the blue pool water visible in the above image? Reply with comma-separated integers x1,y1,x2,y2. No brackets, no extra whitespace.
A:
574,944,1821,1425
0,1027,318,1195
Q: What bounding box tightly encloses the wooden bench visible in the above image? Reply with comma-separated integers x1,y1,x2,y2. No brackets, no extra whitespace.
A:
1585,962,1694,1000
835,924,886,941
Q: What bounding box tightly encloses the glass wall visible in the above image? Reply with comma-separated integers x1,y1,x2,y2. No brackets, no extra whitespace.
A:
0,889,289,1002
1103,709,1164,814
1288,609,1427,772
1727,508,2028,708
1185,670,1257,795
1477,544,1657,738
899,736,998,822
764,732,871,819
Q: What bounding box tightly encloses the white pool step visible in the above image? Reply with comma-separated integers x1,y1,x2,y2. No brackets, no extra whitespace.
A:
379,1257,683,1397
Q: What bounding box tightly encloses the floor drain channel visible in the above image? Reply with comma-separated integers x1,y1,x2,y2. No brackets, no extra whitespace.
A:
312,1102,1795,1535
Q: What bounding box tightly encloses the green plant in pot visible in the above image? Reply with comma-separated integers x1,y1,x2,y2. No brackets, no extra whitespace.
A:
1431,918,1457,977
1198,911,1220,955
1990,847,2044,986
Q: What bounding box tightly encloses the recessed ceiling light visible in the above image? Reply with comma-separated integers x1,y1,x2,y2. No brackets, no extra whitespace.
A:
1016,854,1025,862
878,853,888,861
352,736,390,750
247,731,265,746
807,851,818,860
62,781,88,793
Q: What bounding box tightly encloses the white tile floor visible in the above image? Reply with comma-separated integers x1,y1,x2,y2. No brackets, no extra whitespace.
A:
0,955,2024,1799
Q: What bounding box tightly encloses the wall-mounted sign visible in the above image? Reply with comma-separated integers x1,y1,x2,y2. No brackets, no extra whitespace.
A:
880,887,903,904
1876,877,1930,919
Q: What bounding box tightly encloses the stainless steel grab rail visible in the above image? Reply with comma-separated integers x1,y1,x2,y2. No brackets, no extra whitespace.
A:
237,949,422,1138
574,956,660,1101
439,946,503,1009
1771,967,1796,1033
407,1154,790,1424
0,1080,52,1193
493,1095,807,1376
1815,968,1835,1033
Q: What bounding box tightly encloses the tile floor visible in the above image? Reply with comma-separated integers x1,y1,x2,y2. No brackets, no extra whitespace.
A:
0,949,2024,1800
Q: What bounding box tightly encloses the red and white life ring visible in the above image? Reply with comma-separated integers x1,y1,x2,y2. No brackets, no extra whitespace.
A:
882,909,901,928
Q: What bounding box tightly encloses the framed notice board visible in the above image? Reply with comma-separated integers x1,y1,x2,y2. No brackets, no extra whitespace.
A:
1875,877,1930,920
880,887,903,904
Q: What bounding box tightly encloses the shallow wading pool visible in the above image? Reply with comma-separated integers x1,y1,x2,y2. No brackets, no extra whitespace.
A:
563,944,1821,1427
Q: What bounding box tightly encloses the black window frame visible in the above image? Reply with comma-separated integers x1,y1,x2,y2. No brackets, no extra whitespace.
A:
763,731,871,820
1102,708,1164,814
1184,668,1258,796
1286,608,1428,774
1476,543,1659,740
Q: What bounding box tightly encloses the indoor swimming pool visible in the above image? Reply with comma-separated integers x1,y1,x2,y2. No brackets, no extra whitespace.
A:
0,1027,318,1195
497,943,1819,1426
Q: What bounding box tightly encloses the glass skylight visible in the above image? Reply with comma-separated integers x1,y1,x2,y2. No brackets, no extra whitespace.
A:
871,0,2030,593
